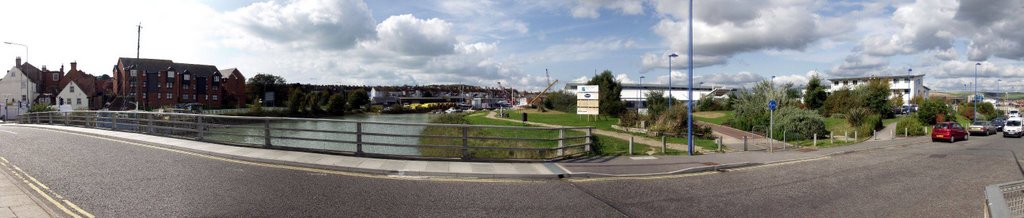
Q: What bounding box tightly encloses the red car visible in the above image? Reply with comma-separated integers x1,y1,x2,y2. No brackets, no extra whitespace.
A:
932,122,968,143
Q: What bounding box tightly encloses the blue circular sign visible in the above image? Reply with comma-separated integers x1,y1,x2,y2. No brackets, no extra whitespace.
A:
768,100,777,110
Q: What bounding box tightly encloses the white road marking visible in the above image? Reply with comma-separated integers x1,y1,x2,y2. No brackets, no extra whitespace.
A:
0,129,17,134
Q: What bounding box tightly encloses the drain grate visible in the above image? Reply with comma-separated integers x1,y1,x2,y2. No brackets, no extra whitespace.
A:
929,154,948,158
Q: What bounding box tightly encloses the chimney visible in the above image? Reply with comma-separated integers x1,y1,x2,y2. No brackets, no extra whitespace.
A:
15,57,21,67
70,62,77,72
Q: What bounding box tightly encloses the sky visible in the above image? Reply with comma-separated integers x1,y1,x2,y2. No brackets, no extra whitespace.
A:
1,0,1023,92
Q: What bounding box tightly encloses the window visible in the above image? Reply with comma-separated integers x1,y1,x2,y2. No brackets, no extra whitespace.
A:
212,95,218,100
166,82,173,88
143,93,147,98
183,94,189,100
71,86,75,93
167,93,173,99
168,72,175,78
52,73,58,81
193,95,196,100
157,93,161,99
834,81,839,86
214,76,220,82
77,98,81,105
204,95,208,100
905,89,910,94
130,70,137,77
184,75,190,80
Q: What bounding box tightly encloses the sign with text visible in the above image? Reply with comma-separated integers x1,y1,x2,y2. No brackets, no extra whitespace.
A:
576,85,599,115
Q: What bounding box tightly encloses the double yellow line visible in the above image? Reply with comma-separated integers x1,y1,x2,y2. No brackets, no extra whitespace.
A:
0,156,94,218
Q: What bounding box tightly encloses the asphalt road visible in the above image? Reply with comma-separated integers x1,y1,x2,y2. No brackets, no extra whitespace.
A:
1,125,1022,217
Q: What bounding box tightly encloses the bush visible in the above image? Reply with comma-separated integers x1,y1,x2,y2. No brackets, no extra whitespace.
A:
730,80,798,132
649,105,712,138
287,89,305,115
846,107,871,127
916,99,949,125
774,107,829,141
543,91,576,113
327,93,347,115
28,103,53,113
644,90,669,123
895,115,927,136
348,89,370,110
855,114,883,138
618,110,640,128
697,94,731,111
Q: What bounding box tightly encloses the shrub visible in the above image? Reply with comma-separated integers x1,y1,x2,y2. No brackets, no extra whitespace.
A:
644,90,669,123
730,80,798,132
821,87,861,117
895,115,927,136
327,93,347,115
651,105,689,136
846,107,871,127
287,90,305,115
28,103,54,113
306,93,324,115
916,99,949,125
543,91,576,113
855,114,883,138
774,107,829,141
347,89,370,110
618,110,640,128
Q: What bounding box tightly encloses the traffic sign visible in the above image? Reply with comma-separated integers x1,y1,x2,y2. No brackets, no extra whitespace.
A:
768,100,777,111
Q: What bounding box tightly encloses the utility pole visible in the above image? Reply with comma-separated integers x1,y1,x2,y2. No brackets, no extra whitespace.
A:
137,22,142,59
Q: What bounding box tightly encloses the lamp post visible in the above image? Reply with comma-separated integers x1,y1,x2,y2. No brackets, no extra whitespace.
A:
907,68,912,106
668,53,678,109
685,0,695,156
639,75,645,114
975,63,980,123
998,79,1002,107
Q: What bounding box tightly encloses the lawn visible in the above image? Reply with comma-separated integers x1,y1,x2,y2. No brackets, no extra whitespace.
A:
693,111,734,125
423,112,677,156
503,110,716,153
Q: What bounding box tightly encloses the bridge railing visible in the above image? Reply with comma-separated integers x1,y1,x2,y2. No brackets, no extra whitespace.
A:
17,111,593,162
985,180,1024,217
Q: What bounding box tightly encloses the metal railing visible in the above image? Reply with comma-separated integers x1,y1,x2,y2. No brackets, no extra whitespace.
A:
18,111,593,162
985,180,1024,218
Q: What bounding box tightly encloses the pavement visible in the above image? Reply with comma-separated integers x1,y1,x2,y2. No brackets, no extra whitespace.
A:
0,162,56,218
2,122,1022,216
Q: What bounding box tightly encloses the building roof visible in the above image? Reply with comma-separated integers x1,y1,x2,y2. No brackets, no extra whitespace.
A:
58,68,97,97
827,74,925,81
117,57,175,75
16,62,42,84
173,63,220,78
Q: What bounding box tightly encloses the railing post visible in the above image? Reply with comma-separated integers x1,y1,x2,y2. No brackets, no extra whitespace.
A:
196,116,204,141
845,131,849,143
148,114,154,134
813,133,817,148
461,126,470,160
585,128,593,152
64,112,68,126
661,135,666,153
355,122,364,156
905,127,908,138
111,112,118,131
716,137,722,152
628,136,634,156
557,128,565,157
264,118,272,148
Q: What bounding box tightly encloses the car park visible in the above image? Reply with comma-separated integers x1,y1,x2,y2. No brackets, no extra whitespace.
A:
932,122,968,142
968,121,997,136
992,116,1007,131
1004,117,1023,138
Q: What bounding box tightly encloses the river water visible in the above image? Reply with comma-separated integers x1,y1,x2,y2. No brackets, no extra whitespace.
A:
205,113,437,156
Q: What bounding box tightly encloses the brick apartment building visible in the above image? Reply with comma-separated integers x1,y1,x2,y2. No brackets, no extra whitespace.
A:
111,58,246,110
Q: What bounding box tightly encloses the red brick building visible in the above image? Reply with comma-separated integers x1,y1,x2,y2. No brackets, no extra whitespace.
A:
111,58,246,110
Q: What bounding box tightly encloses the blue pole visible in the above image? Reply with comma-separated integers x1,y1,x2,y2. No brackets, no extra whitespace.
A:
669,54,675,108
974,63,979,123
686,0,694,156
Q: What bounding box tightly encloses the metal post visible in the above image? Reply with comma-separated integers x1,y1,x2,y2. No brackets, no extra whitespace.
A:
845,131,849,142
813,133,817,148
64,113,68,126
355,122,364,156
148,114,154,134
558,129,566,156
905,127,908,137
628,136,634,156
716,137,722,152
196,116,204,140
263,118,271,148
891,128,895,140
769,109,774,153
830,133,834,144
111,112,117,131
461,126,470,160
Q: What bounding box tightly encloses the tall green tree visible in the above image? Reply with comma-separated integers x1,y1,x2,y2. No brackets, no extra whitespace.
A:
804,74,828,110
287,88,305,115
645,90,670,122
586,70,626,116
860,78,894,118
327,93,347,115
348,89,370,110
543,91,576,113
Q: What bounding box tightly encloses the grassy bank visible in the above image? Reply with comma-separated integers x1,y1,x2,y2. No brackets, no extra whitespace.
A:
693,111,734,125
418,112,677,158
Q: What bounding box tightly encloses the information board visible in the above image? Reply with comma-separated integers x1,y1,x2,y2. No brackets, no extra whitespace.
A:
576,85,599,115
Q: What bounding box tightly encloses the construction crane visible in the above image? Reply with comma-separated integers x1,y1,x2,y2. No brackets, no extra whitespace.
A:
528,79,559,106
496,81,513,105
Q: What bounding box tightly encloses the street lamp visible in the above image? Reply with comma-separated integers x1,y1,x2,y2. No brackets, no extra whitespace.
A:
975,62,981,123
639,75,645,114
685,0,695,156
3,42,27,61
668,53,679,109
998,79,1003,107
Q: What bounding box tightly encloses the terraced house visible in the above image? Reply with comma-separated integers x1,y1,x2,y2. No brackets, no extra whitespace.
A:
111,58,246,110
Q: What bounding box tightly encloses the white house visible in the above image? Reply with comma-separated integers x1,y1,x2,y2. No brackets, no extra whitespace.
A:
56,81,90,110
827,74,930,106
0,57,40,109
564,82,732,109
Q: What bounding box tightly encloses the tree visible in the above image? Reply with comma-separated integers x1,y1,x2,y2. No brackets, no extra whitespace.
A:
730,80,800,132
287,88,305,115
246,74,287,107
804,74,828,110
327,93,347,115
348,89,370,110
860,78,894,118
916,98,949,124
306,93,324,115
543,91,576,113
586,70,625,116
645,90,670,122
821,87,860,117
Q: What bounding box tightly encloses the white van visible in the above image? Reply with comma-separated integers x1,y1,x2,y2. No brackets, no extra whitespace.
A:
1004,117,1023,138
1010,109,1021,118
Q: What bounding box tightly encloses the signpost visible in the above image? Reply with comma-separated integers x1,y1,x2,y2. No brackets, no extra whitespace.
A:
577,85,599,117
768,100,777,153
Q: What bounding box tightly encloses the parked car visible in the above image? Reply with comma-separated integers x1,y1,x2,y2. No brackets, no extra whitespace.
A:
1010,109,1021,118
991,117,1007,131
1004,117,1023,138
968,121,997,136
932,122,968,142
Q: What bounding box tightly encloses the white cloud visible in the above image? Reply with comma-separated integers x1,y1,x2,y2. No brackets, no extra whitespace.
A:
570,0,645,19
828,53,890,77
226,0,376,50
371,14,456,56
